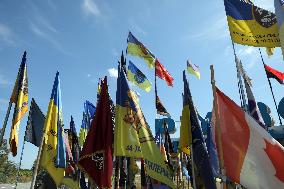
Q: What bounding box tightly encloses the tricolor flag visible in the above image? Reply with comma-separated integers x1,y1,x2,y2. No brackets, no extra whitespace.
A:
187,60,200,79
78,77,113,188
214,87,284,188
127,61,152,92
264,64,284,84
9,51,29,156
275,0,284,59
155,59,174,86
127,31,156,69
224,0,280,47
40,71,66,186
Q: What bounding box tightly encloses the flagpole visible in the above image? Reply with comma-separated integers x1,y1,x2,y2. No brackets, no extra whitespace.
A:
190,145,197,189
0,102,12,147
258,48,283,125
30,128,45,189
210,65,227,189
14,140,26,189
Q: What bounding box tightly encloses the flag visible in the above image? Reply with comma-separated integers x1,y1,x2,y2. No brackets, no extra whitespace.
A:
69,116,80,164
187,60,200,79
114,65,175,188
25,98,45,147
214,87,284,188
206,124,220,177
156,95,171,117
275,0,284,59
9,51,29,156
127,31,156,69
78,77,113,188
224,0,280,47
155,59,174,86
40,71,66,186
264,64,284,84
127,61,152,92
179,72,192,155
184,71,216,189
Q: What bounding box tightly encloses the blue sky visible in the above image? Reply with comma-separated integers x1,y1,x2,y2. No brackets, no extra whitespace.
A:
0,0,283,169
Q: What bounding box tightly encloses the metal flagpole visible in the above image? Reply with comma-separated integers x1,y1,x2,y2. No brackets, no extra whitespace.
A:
210,65,227,189
190,145,197,189
0,102,12,147
258,48,283,125
14,140,26,189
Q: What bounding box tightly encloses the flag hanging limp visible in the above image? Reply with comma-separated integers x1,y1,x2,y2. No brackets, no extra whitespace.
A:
224,0,280,47
9,51,29,157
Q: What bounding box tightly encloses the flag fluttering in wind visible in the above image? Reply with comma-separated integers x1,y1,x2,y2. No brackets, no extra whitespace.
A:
275,0,284,59
127,31,156,69
25,98,45,147
224,0,280,47
40,71,66,186
156,95,171,117
78,77,113,188
264,64,284,84
187,60,200,79
155,59,174,86
214,87,284,188
114,65,175,188
179,71,192,155
9,51,29,156
184,71,216,189
127,61,152,92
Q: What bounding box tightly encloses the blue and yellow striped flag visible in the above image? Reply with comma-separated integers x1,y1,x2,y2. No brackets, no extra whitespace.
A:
127,32,156,69
187,60,200,80
9,52,29,157
224,0,280,47
40,71,66,186
127,61,152,92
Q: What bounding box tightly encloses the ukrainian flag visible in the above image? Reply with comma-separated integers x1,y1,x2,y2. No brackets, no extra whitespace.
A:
127,32,156,69
40,71,66,186
127,61,152,92
275,0,284,59
224,0,280,47
187,60,200,80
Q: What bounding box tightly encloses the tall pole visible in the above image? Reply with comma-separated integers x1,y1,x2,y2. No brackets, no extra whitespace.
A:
210,65,227,189
190,145,197,189
258,48,283,125
15,140,26,189
0,102,12,147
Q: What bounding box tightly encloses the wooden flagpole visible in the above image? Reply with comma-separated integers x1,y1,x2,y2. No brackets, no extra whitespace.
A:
258,48,283,125
210,65,227,189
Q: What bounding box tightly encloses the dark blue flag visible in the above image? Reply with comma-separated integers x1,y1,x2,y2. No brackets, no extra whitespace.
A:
25,98,45,147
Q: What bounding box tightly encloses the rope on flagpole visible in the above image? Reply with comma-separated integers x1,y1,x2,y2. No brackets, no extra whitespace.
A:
258,48,283,125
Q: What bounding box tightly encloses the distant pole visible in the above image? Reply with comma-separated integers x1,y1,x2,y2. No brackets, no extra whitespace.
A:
0,102,12,147
210,65,227,189
14,140,26,189
258,48,283,125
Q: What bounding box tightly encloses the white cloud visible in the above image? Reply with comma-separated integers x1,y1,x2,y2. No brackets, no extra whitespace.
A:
0,23,15,45
82,0,101,17
238,47,257,57
107,68,118,78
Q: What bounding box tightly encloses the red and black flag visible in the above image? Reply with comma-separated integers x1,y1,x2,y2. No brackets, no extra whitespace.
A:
78,77,114,188
156,94,171,117
264,64,284,84
155,59,174,86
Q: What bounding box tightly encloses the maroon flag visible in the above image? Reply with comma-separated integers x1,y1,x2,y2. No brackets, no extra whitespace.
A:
78,77,113,188
155,59,174,86
264,64,284,84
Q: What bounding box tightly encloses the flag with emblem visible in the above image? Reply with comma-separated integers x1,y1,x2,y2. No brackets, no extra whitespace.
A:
78,77,113,188
40,71,66,186
9,51,29,156
224,0,280,47
127,61,152,92
214,87,284,188
127,31,156,69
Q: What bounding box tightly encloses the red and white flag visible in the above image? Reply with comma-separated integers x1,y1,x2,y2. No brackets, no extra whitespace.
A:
214,87,284,189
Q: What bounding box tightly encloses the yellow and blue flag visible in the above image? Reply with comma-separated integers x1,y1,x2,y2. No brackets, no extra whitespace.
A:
40,71,66,186
114,65,175,188
187,60,200,80
275,0,284,59
127,31,156,69
9,51,28,157
224,0,280,47
127,61,152,92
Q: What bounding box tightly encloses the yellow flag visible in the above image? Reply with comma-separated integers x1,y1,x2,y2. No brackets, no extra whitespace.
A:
40,72,65,186
179,105,191,155
9,52,28,157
